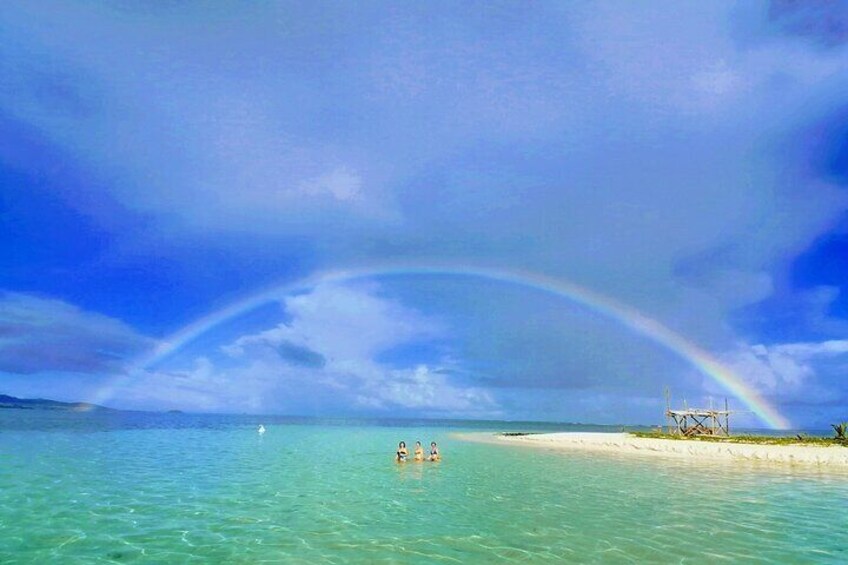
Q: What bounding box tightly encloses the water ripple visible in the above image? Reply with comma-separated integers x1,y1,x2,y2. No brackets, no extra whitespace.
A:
1,415,847,563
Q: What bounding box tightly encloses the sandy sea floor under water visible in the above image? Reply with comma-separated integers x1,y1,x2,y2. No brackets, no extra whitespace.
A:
3,412,848,563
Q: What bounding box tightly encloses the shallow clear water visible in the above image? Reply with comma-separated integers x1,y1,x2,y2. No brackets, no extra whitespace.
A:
1,411,847,563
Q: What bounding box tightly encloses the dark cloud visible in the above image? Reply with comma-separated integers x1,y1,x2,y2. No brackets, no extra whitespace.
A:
276,341,326,369
819,115,848,186
769,0,848,47
0,292,151,375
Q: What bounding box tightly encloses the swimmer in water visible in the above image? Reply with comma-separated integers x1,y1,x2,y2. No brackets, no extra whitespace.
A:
396,441,408,463
428,441,440,461
413,441,424,462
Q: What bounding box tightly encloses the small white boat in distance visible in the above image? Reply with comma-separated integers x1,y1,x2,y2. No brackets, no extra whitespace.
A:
258,425,266,435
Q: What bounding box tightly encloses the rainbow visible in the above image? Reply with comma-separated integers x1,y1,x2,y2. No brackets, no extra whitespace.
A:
89,263,791,429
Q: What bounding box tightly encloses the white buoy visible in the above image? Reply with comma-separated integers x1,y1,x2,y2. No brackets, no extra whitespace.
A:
258,425,266,435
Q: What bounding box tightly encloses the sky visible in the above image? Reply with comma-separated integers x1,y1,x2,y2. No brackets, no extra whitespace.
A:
1,1,848,428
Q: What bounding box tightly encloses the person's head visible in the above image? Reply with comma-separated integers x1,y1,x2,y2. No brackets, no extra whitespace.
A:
431,442,437,448
399,441,406,449
415,441,421,447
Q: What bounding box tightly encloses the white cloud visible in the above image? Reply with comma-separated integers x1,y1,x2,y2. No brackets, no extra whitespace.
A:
299,167,362,201
719,338,848,402
134,282,497,415
721,344,813,396
769,339,848,358
226,281,439,361
367,364,496,414
115,357,282,413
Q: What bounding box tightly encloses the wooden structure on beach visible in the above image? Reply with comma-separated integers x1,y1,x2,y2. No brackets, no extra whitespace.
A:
665,389,732,437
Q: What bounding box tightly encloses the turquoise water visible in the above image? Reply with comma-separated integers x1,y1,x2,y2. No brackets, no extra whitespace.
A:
2,412,847,563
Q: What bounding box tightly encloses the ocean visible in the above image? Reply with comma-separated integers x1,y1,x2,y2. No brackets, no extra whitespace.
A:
1,410,847,563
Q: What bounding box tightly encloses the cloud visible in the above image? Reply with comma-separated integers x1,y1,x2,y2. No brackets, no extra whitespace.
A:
114,357,280,413
0,292,150,375
719,338,848,409
2,2,848,422
734,284,848,345
721,344,814,397
226,281,441,361
299,168,362,202
768,0,848,47
759,338,848,359
0,4,396,236
372,364,496,415
126,282,496,415
274,341,326,369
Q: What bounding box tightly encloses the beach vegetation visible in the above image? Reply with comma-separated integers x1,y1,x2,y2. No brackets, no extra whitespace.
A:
630,431,848,447
833,423,847,442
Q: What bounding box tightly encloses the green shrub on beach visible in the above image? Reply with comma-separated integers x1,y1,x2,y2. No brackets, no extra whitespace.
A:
834,423,848,442
631,431,847,447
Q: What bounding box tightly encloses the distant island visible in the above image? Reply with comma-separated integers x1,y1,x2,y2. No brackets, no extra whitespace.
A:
0,394,111,412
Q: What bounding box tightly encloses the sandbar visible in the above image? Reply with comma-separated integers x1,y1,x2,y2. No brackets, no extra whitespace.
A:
457,432,848,466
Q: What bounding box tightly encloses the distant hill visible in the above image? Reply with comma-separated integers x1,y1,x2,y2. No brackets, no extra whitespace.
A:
0,394,112,412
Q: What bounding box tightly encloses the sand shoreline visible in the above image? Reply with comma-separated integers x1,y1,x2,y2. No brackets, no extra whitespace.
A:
456,431,848,466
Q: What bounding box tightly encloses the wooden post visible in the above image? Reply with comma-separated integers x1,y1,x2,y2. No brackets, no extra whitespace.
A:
665,387,671,434
709,397,715,435
725,397,730,436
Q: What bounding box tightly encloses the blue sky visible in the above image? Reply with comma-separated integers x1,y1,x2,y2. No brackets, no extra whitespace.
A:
2,1,848,428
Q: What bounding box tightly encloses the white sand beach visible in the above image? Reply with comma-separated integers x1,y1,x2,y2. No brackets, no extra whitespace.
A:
459,432,848,466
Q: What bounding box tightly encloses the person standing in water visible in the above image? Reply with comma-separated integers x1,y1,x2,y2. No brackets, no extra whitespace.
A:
396,441,408,462
428,441,440,461
413,441,424,462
